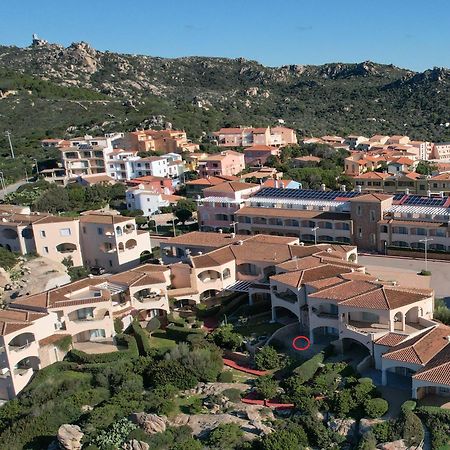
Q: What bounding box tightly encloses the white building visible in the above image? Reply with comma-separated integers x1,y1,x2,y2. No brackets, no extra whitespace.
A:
126,185,171,216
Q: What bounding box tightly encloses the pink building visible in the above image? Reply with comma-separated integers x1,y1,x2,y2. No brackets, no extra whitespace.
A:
198,151,245,177
197,181,260,231
244,145,280,166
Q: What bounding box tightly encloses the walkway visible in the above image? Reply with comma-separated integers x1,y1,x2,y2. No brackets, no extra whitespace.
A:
222,358,268,376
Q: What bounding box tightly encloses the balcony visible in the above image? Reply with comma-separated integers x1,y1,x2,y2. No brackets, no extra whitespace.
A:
134,293,164,303
274,291,298,304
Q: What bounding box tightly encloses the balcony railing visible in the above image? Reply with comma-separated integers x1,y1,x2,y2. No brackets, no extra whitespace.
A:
8,341,34,352
274,292,297,304
313,310,338,320
135,294,164,303
14,367,32,376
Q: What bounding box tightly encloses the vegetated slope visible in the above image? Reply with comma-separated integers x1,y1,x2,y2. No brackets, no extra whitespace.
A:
0,40,449,154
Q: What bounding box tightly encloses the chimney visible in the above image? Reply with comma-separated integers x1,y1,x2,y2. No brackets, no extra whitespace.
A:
230,232,236,238
280,181,284,189
218,228,223,233
321,183,326,191
341,185,346,192
405,188,410,195
356,185,362,193
274,180,279,188
440,191,444,198
427,190,431,197
299,242,305,246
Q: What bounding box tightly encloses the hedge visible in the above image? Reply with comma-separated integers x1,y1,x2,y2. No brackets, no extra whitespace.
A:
364,398,389,418
401,410,424,447
293,352,324,383
66,334,138,364
131,320,154,356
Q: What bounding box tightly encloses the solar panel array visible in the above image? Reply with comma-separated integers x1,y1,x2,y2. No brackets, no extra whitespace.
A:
403,195,447,207
253,188,360,201
393,193,405,201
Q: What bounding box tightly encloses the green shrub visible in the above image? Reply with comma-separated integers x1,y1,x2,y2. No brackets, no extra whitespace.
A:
254,345,282,370
254,375,278,400
293,352,324,383
146,359,198,390
0,247,19,270
91,417,137,449
400,410,424,447
222,388,241,403
114,318,124,334
208,324,243,351
147,316,161,333
218,370,234,383
207,423,243,450
131,320,154,356
401,400,416,413
364,398,389,418
54,335,72,352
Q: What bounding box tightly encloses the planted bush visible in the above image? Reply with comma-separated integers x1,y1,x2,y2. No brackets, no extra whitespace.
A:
255,345,282,370
218,370,234,383
364,398,389,418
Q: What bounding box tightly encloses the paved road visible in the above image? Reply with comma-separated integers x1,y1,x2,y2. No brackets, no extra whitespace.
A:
358,254,450,298
0,179,29,200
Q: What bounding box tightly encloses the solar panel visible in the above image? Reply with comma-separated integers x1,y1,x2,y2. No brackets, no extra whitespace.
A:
403,195,447,207
252,188,361,201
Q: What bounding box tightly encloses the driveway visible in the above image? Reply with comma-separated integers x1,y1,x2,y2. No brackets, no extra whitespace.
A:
358,254,450,298
0,179,29,200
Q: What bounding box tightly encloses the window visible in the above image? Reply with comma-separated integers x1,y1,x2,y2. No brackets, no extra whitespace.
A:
40,230,46,238
370,233,376,244
370,210,376,222
82,227,86,234
358,227,363,238
97,227,103,235
109,260,113,267
357,205,362,216
43,246,49,254
59,228,71,236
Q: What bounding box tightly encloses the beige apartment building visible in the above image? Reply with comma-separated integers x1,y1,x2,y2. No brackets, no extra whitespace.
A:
0,263,171,400
214,126,297,147
0,208,149,272
79,212,151,272
1,230,449,401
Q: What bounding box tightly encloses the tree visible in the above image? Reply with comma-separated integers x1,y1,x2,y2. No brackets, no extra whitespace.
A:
254,375,278,400
364,398,389,418
209,324,243,351
207,423,243,449
254,346,282,370
175,208,193,225
176,198,197,212
415,161,437,176
259,430,300,450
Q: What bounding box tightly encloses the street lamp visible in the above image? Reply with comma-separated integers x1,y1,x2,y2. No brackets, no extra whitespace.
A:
149,215,159,234
4,131,15,159
230,221,238,234
312,226,319,245
419,238,433,272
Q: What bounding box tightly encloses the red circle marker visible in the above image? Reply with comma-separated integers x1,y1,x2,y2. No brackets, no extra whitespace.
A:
292,336,311,351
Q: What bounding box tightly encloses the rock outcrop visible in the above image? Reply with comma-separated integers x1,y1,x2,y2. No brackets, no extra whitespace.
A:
130,413,166,434
56,424,84,450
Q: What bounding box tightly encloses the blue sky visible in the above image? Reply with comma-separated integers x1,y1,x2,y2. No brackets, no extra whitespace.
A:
1,0,449,71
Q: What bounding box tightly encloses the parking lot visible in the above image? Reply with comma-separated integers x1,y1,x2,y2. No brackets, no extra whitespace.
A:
358,254,450,299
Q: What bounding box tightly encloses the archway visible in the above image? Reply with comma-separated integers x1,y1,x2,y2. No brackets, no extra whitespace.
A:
2,228,18,240
385,366,414,390
125,239,137,249
14,356,40,374
393,311,404,331
56,243,77,254
72,329,107,343
140,250,152,263
8,332,36,350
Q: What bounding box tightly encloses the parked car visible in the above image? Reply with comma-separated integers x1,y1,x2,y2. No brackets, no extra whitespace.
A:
90,266,106,276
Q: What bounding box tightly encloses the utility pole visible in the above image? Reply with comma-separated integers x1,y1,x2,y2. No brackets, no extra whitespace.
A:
312,226,319,245
33,158,39,175
419,237,433,272
0,171,6,194
172,217,176,237
5,131,15,159
230,221,237,234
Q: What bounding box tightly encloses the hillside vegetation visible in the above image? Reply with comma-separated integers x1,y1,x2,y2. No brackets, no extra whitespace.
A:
0,40,448,181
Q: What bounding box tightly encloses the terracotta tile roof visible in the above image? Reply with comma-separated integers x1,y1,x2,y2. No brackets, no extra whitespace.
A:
383,325,450,365
308,279,377,301
353,172,391,180
79,213,131,224
185,175,238,186
39,333,71,346
412,345,450,385
348,193,393,202
430,173,450,181
218,128,245,134
375,332,409,347
294,155,322,162
244,145,278,151
164,231,251,248
271,265,353,289
306,276,345,290
340,285,431,310
203,181,259,194
0,308,47,336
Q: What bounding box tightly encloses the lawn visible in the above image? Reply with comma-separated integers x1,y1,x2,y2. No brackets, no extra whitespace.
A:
225,367,258,384
148,334,177,352
234,318,283,338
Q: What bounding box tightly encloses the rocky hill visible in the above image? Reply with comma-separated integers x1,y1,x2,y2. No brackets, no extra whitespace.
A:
0,38,449,153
